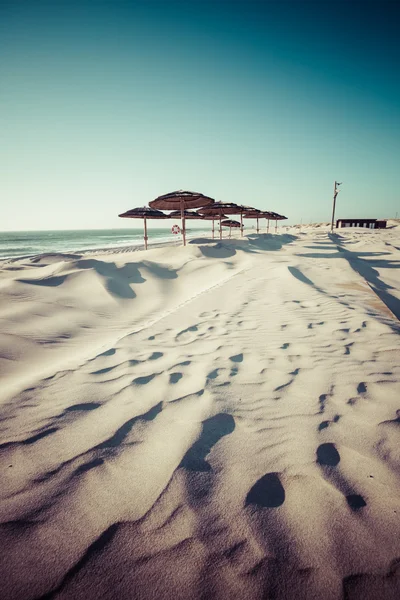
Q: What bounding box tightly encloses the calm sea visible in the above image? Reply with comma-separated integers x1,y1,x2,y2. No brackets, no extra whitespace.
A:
0,227,209,260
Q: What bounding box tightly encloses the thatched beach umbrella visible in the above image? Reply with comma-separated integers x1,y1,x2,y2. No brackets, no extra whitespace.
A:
167,209,204,220
254,211,275,233
149,190,214,246
198,202,241,240
167,209,205,239
274,214,288,232
262,211,275,233
118,206,168,250
236,205,258,237
197,212,228,238
266,212,287,232
242,209,263,233
221,219,241,238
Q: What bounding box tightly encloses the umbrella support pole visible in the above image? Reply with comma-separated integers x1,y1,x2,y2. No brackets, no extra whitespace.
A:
219,215,222,240
267,219,270,233
144,217,148,250
240,213,243,237
180,200,186,246
229,227,232,239
275,220,277,232
212,220,215,239
257,218,259,234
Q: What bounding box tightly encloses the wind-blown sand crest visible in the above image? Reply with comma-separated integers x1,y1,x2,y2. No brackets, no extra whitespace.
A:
0,224,399,599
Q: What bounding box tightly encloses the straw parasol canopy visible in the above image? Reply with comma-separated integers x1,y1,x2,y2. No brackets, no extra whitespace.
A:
149,190,215,246
118,206,168,250
260,210,279,232
263,212,287,232
242,209,263,233
167,209,205,220
235,205,258,236
198,212,228,239
274,214,288,231
253,210,275,233
198,202,241,240
221,219,241,238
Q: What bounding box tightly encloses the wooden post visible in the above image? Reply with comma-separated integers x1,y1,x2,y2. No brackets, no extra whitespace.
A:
330,181,337,233
330,181,341,233
144,217,148,250
180,199,186,246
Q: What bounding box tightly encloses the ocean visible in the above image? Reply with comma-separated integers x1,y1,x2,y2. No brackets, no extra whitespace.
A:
0,227,210,260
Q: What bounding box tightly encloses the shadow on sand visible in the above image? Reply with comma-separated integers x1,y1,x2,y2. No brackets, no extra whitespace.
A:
297,234,400,321
190,234,298,259
17,258,179,300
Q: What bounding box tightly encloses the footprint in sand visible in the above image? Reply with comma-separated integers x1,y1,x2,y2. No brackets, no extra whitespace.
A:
176,324,212,344
346,494,367,510
318,421,330,431
172,360,191,368
229,353,243,363
179,413,235,472
199,310,220,319
207,369,220,380
66,402,101,412
357,382,367,394
132,373,157,385
246,473,285,508
206,368,231,386
316,444,364,509
318,414,341,431
316,443,340,466
169,372,183,384
347,383,368,406
318,393,332,414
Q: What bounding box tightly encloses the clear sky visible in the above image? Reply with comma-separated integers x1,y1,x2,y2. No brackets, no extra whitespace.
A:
1,0,399,230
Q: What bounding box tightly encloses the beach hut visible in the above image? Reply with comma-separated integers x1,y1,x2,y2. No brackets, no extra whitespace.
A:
221,219,241,238
149,190,214,246
118,206,168,250
336,218,383,229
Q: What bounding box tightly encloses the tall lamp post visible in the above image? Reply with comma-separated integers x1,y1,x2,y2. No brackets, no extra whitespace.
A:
330,181,342,233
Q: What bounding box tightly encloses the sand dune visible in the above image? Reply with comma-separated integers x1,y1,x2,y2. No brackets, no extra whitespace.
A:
0,224,400,599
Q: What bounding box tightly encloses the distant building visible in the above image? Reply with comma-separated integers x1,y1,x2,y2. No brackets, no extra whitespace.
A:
336,218,387,229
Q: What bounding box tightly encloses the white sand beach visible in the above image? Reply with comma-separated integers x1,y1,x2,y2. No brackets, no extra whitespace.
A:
1,223,400,600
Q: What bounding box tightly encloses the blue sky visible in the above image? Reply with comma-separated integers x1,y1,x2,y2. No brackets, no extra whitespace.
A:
1,0,399,230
